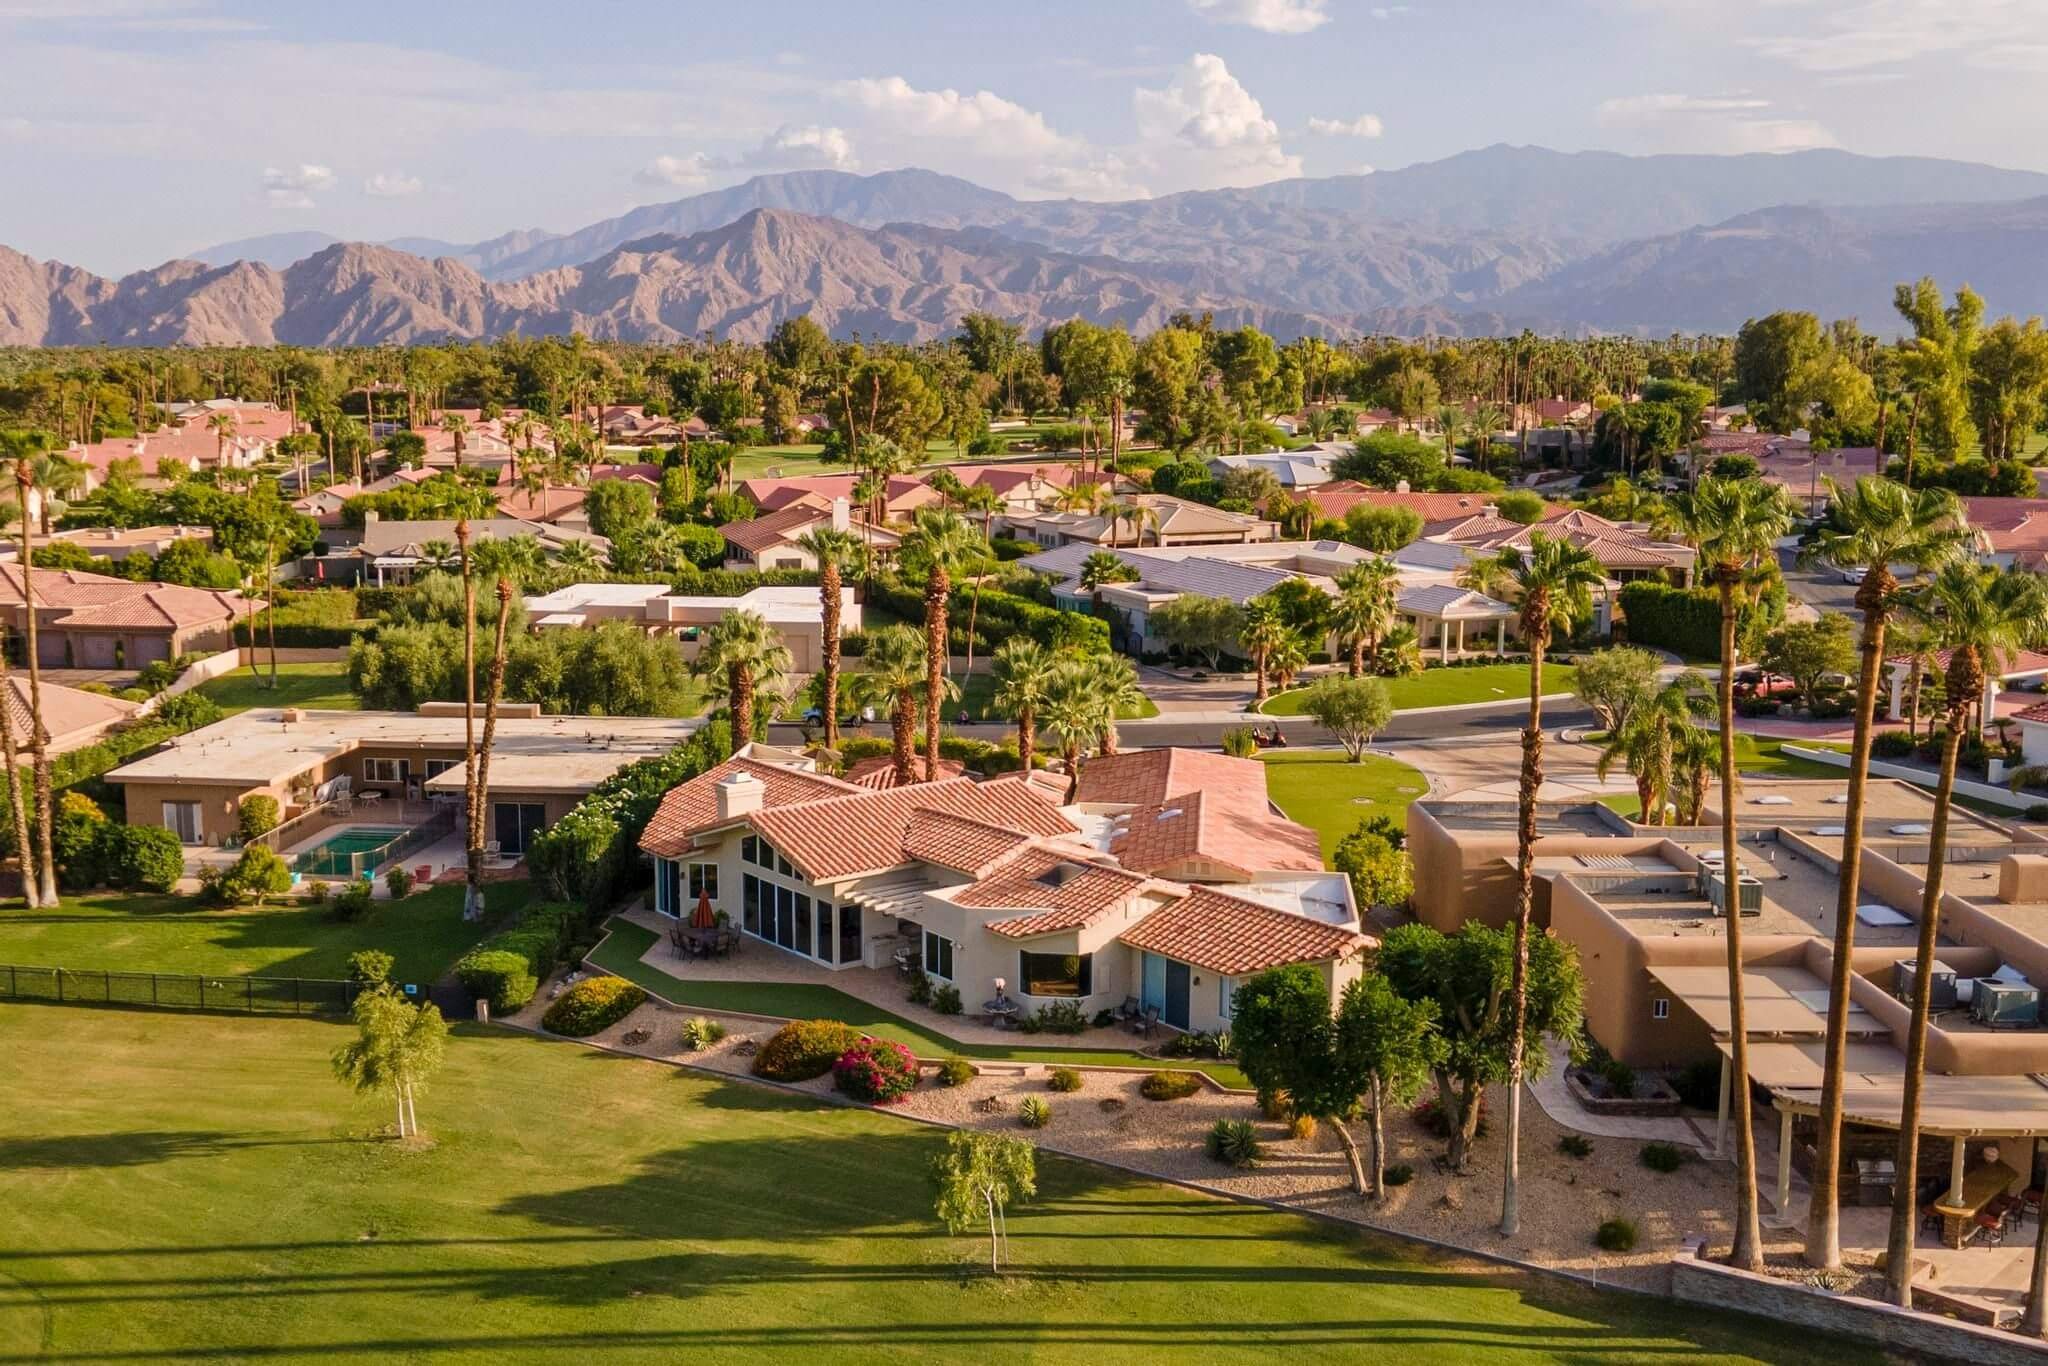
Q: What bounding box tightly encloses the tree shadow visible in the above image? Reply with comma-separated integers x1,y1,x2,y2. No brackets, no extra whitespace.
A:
0,1130,341,1171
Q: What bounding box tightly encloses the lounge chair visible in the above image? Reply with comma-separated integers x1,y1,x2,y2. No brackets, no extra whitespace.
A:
1129,1005,1160,1037
1113,995,1141,1022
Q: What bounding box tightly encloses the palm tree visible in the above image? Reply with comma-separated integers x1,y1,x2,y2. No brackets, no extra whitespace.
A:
27,454,85,534
1796,476,1968,1270
1239,597,1292,706
901,508,981,781
1887,565,2048,1308
795,527,866,754
206,409,239,467
1268,632,1309,694
1469,402,1510,475
991,637,1057,770
692,610,790,753
1593,672,1706,825
1486,533,1605,1235
1889,618,1939,741
1430,403,1464,464
465,578,515,922
1675,475,1797,1273
0,625,33,906
1332,559,1400,677
1042,663,1111,801
443,413,470,473
849,624,931,786
1370,624,1424,678
1092,653,1143,756
1077,551,1136,619
1456,548,1519,603
553,539,604,581
1,434,57,908
1669,722,1717,826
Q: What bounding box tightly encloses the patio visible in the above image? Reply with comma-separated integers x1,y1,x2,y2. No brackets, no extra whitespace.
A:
619,903,1158,1051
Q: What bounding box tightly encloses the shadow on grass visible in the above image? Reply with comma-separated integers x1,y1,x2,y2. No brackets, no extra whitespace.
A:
0,1130,346,1170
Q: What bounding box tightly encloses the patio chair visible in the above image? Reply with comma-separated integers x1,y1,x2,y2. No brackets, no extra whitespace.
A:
1129,1005,1160,1038
667,923,689,958
1114,995,1140,1022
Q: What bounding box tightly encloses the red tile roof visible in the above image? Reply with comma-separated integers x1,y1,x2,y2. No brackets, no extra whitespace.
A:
746,775,1076,883
1076,749,1325,877
965,845,1153,939
845,755,968,788
638,757,856,858
900,808,1035,877
1120,885,1370,975
718,503,832,553
54,585,249,631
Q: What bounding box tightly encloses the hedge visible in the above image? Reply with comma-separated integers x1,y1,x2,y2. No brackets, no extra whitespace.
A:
454,901,582,1012
542,977,647,1037
669,567,820,596
1617,580,1784,661
867,577,1109,654
525,720,730,911
234,621,366,647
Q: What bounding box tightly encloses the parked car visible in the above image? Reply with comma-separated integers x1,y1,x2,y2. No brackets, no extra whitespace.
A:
1840,565,1868,584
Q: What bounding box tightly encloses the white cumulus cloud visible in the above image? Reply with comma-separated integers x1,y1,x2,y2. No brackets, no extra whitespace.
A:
260,161,333,208
1186,0,1330,34
363,170,422,197
1307,113,1385,138
636,124,858,190
832,74,1138,197
1132,53,1302,185
1596,90,1837,153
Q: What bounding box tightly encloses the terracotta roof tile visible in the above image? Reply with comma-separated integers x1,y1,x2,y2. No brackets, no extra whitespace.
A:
845,755,968,789
746,776,1077,883
900,808,1035,877
1120,885,1371,975
1109,789,1326,877
638,757,856,858
966,846,1152,939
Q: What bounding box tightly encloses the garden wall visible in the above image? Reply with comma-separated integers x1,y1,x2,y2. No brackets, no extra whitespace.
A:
1670,1245,2048,1363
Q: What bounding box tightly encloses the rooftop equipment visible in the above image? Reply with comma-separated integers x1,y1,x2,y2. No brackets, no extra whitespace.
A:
1970,978,2041,1029
1893,959,1958,1011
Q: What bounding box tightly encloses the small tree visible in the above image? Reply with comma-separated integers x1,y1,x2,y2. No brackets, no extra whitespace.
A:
330,984,449,1139
1572,646,1661,736
1149,594,1244,671
1760,614,1856,712
227,843,292,906
1299,675,1393,760
931,1130,1037,1273
1334,823,1411,909
1337,974,1442,1198
1376,922,1584,1172
238,794,281,841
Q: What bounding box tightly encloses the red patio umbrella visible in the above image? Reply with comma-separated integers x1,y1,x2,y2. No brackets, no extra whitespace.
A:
691,890,716,929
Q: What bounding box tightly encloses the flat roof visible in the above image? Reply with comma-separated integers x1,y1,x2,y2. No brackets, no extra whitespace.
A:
1646,962,1885,1039
1736,1039,2048,1136
107,707,699,790
1423,800,1620,838
1565,845,1921,944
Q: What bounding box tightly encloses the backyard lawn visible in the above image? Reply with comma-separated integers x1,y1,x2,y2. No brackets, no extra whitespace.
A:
591,919,1246,1087
0,1003,1857,1363
1260,663,1578,716
0,880,532,988
197,661,358,714
1257,750,1429,860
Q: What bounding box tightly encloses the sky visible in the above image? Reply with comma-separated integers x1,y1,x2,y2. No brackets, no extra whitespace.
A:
5,0,2047,275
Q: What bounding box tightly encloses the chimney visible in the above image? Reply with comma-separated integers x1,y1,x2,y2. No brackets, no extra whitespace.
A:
716,770,766,822
364,510,380,526
1394,479,1411,494
829,496,850,533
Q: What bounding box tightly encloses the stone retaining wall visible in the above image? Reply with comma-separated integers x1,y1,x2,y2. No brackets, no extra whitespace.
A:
1670,1244,2048,1363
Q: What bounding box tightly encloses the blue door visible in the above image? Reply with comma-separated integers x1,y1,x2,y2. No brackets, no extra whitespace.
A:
1141,953,1166,1013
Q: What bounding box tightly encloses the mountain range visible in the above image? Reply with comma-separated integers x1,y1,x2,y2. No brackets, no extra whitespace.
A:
11,145,2048,346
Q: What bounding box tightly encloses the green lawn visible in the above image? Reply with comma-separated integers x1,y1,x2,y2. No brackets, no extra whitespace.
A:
1256,750,1429,860
197,661,358,714
728,446,836,480
953,671,1159,722
1260,664,1578,716
0,1003,1859,1362
0,880,532,988
1597,737,1851,819
592,920,1246,1087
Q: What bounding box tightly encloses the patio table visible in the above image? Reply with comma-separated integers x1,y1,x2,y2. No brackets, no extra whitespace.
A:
1935,1160,2019,1249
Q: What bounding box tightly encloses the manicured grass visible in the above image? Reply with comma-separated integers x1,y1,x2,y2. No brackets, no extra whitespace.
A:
591,919,1248,1088
197,661,358,714
727,445,837,480
0,1005,1840,1363
0,880,533,987
953,671,1158,722
1597,737,1850,819
1256,750,1429,860
1259,663,1579,716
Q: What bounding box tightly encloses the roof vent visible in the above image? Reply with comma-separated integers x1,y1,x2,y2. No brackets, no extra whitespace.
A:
1035,861,1086,888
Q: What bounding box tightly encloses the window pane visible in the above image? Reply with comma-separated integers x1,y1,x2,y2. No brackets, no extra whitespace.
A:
839,902,862,964
1019,951,1090,997
817,904,834,964
776,886,793,948
743,875,759,934
794,895,812,960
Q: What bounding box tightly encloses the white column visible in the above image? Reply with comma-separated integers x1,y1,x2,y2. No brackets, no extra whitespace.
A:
1776,1105,1794,1214
1457,620,1466,655
1887,662,1906,721
1496,619,1506,655
1715,1053,1732,1158
1950,1137,1967,1205
1984,676,2000,733
1438,619,1449,663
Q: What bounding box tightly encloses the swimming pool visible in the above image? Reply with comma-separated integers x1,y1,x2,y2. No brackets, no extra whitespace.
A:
294,826,409,878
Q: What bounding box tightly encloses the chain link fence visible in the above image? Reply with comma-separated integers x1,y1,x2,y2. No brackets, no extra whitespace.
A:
0,963,362,1015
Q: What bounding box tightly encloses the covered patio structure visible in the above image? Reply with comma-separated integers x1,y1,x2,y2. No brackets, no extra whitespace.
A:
1395,585,1517,663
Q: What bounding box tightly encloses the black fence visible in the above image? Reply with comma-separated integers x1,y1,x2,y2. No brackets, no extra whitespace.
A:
0,963,363,1016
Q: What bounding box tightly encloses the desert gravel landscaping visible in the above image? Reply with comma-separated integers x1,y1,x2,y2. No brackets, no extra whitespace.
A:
527,987,1797,1293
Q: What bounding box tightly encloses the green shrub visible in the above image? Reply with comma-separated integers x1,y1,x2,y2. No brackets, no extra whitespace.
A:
87,821,184,894
1383,1163,1414,1187
931,984,962,1016
831,1037,921,1103
1047,1066,1084,1093
457,949,535,1012
1140,1070,1202,1101
678,1016,727,1051
905,972,932,1007
541,977,647,1037
1639,1141,1686,1173
526,726,727,910
453,901,580,1012
2030,803,2048,823
217,843,291,905
1206,1118,1263,1169
1872,731,1915,759
53,791,109,888
1018,999,1085,1034
384,865,414,899
1220,726,1259,759
347,949,394,986
330,880,375,923
1017,1095,1051,1129
237,795,280,840
1598,1058,1636,1098
937,1057,976,1087
1619,580,1782,660
1673,1059,1721,1110
1595,1217,1639,1252
1558,1133,1594,1159
753,1019,863,1081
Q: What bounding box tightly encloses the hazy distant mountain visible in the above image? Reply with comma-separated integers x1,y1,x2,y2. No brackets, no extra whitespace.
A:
186,231,343,269
1493,198,2048,334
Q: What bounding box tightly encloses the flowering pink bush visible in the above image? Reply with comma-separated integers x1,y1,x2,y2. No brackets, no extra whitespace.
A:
831,1037,921,1104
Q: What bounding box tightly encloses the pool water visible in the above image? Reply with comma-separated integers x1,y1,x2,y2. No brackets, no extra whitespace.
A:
296,826,408,877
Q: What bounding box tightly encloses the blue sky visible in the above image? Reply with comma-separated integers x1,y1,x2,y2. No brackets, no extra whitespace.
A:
3,0,2043,273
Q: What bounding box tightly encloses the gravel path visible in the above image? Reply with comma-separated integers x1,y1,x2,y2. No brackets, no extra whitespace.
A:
512,987,1813,1292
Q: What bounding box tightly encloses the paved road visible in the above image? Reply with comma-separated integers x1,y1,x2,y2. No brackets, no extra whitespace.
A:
1779,548,1858,616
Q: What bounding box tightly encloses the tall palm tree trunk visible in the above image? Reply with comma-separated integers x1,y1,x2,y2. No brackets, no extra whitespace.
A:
1718,579,1765,1270
1808,575,1894,1269
1017,706,1036,772
729,663,754,750
1885,707,1964,1306
1500,619,1546,1237
819,559,842,753
16,470,54,907
0,629,36,907
890,694,916,787
466,582,514,924
923,569,948,781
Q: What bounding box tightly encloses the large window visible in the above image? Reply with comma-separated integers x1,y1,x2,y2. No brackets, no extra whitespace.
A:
688,863,718,900
742,873,760,934
493,802,547,856
363,757,408,785
1019,951,1091,998
658,859,682,917
1219,975,1239,1020
837,902,862,965
924,930,954,982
